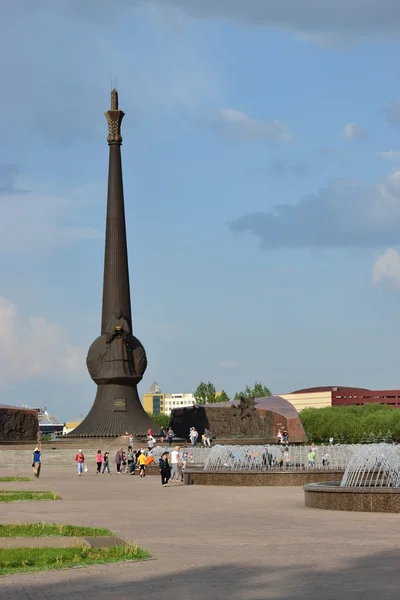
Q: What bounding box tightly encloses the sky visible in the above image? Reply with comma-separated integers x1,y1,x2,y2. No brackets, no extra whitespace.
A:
2,1,400,420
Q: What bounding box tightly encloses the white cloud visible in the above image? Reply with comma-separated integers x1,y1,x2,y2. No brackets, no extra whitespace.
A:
378,151,400,159
219,360,239,369
0,177,103,255
342,122,367,139
217,109,291,142
0,297,86,386
372,249,400,289
229,169,400,249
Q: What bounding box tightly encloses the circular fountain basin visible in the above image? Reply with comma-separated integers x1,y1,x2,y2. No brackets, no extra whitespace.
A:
304,481,400,513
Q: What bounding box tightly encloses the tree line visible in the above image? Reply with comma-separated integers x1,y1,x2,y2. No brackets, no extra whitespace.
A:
193,381,272,405
301,404,400,443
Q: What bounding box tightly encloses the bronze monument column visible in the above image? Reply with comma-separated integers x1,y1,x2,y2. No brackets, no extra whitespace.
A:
71,90,155,437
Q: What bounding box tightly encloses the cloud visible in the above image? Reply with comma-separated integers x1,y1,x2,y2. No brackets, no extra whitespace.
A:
217,109,291,142
378,151,400,159
372,249,400,288
56,1,400,42
0,297,86,387
0,177,103,255
382,101,400,127
229,169,400,249
342,122,367,139
219,360,239,369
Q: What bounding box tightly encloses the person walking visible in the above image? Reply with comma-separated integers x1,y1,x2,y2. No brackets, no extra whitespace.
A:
32,446,41,478
96,450,103,474
159,427,166,444
167,427,174,446
170,445,180,481
102,451,110,474
75,449,85,476
138,450,147,477
159,451,171,487
115,448,123,474
204,428,211,447
147,434,156,451
127,446,136,474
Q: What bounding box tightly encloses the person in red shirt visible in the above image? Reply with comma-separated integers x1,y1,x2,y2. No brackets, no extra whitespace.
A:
75,449,85,476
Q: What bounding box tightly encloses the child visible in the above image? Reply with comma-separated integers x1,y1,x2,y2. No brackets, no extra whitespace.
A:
181,452,187,482
96,450,103,474
159,451,171,487
138,450,147,477
102,451,110,475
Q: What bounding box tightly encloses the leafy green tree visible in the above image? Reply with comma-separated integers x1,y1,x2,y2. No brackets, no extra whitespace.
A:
214,389,230,403
234,382,272,400
194,381,216,405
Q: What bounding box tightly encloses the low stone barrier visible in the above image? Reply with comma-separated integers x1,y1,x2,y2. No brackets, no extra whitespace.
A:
184,469,345,486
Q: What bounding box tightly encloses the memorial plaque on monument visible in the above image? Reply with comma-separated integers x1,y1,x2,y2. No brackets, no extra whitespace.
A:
113,398,127,412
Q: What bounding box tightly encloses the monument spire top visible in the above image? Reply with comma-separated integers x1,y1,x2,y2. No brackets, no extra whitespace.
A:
110,88,118,110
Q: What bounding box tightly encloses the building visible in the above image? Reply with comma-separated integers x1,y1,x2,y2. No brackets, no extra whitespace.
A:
164,393,196,416
142,382,165,415
32,408,64,435
142,382,197,416
280,386,400,411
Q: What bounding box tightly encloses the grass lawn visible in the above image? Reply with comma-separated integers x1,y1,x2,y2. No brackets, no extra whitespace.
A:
0,523,113,537
0,491,60,503
0,544,151,576
0,477,31,482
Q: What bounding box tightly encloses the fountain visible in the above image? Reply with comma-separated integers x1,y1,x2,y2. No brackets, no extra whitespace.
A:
304,443,400,513
183,443,359,486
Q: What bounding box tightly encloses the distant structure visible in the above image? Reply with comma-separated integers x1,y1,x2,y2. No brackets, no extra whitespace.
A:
142,382,197,416
281,386,400,411
71,90,155,437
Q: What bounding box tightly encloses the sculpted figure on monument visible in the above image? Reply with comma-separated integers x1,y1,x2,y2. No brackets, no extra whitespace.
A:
104,309,134,377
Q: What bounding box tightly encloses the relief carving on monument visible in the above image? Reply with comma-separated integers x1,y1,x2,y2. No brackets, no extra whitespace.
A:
0,408,39,441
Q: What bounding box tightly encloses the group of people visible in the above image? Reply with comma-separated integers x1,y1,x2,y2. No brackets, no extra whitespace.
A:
276,428,289,444
75,447,156,477
158,446,187,486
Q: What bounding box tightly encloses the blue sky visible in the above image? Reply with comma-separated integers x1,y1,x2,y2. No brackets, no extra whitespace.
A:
2,1,400,420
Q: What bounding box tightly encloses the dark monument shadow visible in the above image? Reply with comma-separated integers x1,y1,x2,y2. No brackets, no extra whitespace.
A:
3,549,400,599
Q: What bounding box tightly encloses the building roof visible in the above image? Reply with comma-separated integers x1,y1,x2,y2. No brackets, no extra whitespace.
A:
148,381,162,394
290,386,370,394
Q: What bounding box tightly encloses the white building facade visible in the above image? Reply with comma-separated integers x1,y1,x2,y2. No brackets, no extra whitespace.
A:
164,393,196,416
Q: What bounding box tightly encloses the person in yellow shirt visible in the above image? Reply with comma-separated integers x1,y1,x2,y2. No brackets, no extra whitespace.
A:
138,451,147,477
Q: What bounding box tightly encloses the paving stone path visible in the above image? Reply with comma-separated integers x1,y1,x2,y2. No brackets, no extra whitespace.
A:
0,466,399,599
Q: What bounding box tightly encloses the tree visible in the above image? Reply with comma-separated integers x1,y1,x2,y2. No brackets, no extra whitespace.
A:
234,382,272,400
147,412,169,429
194,381,216,405
214,389,230,403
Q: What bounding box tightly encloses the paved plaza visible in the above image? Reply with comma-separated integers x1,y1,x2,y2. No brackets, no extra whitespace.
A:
0,466,399,599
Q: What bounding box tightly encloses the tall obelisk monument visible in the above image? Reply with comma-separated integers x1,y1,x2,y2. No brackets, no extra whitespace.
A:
71,90,155,437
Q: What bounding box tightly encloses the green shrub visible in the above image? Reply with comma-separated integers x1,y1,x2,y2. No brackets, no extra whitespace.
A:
300,404,400,443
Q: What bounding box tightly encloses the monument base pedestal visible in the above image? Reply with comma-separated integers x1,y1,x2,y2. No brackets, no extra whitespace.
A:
68,384,155,437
